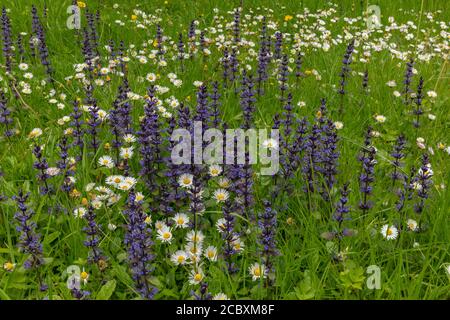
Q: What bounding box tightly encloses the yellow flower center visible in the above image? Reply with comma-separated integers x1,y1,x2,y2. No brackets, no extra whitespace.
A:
177,218,184,225
177,256,185,263
183,178,191,185
4,262,14,271
80,271,88,280
114,177,121,183
163,232,171,239
194,273,202,281
254,268,261,277
216,193,225,201
386,228,393,236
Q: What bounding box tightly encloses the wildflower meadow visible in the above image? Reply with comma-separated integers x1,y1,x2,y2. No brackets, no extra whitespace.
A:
0,0,449,301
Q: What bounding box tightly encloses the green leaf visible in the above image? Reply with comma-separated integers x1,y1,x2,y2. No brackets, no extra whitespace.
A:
111,263,133,287
294,270,316,300
159,289,178,299
149,276,162,288
96,280,116,300
43,231,61,245
339,263,365,291
0,288,11,300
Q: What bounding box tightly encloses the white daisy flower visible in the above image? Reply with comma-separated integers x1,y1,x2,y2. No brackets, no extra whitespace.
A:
173,79,183,87
124,176,137,187
374,114,386,123
91,199,103,210
218,177,231,189
232,237,245,253
386,80,396,87
249,263,268,281
262,138,278,150
185,242,203,260
95,186,111,194
334,121,344,130
216,218,226,233
407,219,418,231
169,99,179,108
178,173,193,188
381,224,399,240
146,73,157,82
427,91,437,98
186,230,205,244
28,128,43,139
157,225,173,243
73,207,87,218
117,182,132,191
106,175,123,187
213,188,229,203
204,246,218,261
135,192,145,202
123,134,136,143
208,165,222,177
3,261,16,272
189,268,204,285
155,220,167,231
120,147,134,159
144,215,152,225
170,250,188,266
172,213,189,229
98,156,115,168
19,63,29,71
212,293,229,300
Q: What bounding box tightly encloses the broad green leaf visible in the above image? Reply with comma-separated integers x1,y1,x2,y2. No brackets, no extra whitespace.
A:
96,280,116,300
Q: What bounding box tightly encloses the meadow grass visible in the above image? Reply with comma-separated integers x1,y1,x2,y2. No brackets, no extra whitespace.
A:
0,0,449,300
